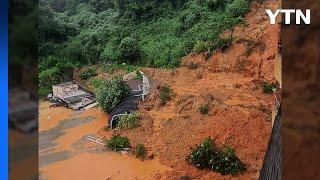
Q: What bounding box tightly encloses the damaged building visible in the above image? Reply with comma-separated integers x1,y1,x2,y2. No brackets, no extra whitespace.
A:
52,82,95,110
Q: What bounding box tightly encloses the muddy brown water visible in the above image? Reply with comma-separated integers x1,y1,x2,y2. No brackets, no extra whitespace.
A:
39,101,171,180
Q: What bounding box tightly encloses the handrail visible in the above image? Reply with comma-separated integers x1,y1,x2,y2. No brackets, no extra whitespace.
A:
110,113,128,130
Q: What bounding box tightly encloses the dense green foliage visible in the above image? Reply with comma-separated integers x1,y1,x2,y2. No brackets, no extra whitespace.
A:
106,134,131,151
117,112,140,129
39,0,251,81
135,143,147,158
79,68,97,79
189,137,246,175
103,63,138,73
96,76,130,112
89,77,105,89
159,84,174,105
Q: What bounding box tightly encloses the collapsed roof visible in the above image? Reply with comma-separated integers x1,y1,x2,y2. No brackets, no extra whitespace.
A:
52,82,94,110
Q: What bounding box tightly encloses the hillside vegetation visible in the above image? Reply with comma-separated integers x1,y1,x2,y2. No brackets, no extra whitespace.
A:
39,0,252,95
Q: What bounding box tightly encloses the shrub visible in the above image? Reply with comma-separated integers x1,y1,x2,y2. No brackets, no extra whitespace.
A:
213,146,246,175
199,104,209,115
39,86,52,98
135,143,147,158
159,85,174,105
103,64,138,74
262,82,276,93
225,0,250,17
79,68,96,80
117,112,140,129
189,137,246,175
106,135,131,151
186,61,199,70
101,43,121,62
192,40,211,54
90,77,104,89
189,137,216,169
119,37,140,63
206,0,227,11
96,76,130,113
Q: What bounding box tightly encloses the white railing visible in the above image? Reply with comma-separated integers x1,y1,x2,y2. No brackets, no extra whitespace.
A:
131,71,150,100
86,135,104,145
109,71,151,130
110,113,129,130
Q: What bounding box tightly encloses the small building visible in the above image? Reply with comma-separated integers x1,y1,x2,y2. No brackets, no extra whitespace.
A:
52,82,94,110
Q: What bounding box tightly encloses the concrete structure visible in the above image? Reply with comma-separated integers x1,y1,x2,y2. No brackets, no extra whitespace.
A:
52,82,94,110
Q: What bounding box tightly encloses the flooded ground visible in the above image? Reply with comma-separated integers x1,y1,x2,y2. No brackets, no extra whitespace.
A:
39,101,171,180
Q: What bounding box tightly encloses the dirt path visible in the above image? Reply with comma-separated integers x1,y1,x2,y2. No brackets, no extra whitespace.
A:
39,101,171,180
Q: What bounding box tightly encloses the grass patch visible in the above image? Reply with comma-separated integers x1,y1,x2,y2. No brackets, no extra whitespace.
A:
106,135,131,151
135,143,147,158
89,77,105,89
117,112,140,129
189,137,246,175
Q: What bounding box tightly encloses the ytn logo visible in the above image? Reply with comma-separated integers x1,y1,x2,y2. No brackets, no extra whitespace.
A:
266,9,311,25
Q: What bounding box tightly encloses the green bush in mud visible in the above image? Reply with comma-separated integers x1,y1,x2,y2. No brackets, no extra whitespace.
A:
262,81,277,93
96,76,130,113
198,104,210,115
192,40,211,54
106,135,131,151
159,85,174,105
117,112,140,129
189,137,246,175
135,143,147,158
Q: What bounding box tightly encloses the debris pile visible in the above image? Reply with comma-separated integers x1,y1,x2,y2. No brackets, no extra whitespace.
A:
51,82,95,110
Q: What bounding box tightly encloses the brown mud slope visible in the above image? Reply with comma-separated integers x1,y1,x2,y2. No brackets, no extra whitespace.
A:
107,0,280,179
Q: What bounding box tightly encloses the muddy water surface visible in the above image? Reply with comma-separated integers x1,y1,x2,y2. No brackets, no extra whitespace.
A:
39,101,170,180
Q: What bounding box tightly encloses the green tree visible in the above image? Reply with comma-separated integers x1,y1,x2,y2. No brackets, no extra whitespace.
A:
119,37,140,63
96,76,131,113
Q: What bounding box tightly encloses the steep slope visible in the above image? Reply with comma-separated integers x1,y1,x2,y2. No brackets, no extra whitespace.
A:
104,0,280,179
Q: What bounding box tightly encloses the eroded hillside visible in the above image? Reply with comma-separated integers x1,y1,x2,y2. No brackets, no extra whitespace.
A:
40,0,280,179
98,0,280,179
